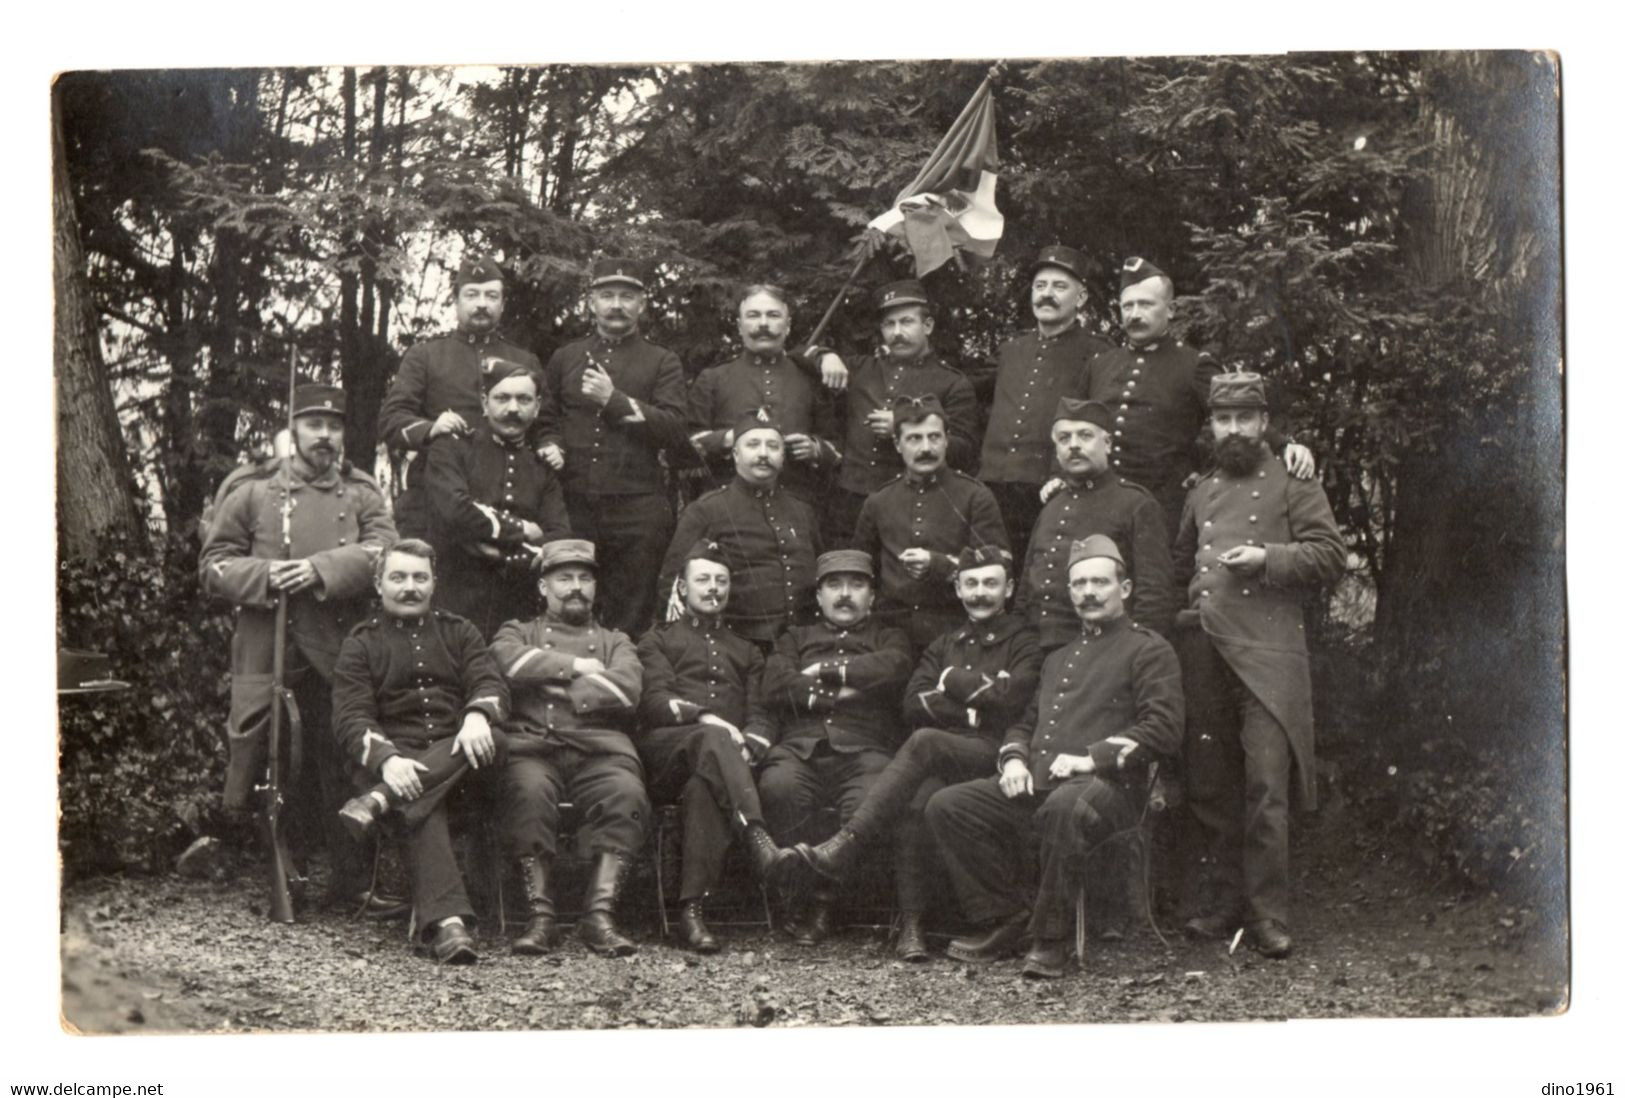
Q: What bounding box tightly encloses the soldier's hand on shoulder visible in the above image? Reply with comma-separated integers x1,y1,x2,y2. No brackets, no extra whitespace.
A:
381,756,430,800
429,410,470,440
1284,442,1316,480
817,352,848,392
538,443,565,470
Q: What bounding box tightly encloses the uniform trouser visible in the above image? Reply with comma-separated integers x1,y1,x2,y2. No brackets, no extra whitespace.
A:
500,745,650,864
1179,628,1293,928
985,481,1043,571
873,604,966,659
844,728,999,913
926,774,1145,941
353,735,501,932
757,742,891,848
564,491,674,639
283,662,364,897
640,724,766,901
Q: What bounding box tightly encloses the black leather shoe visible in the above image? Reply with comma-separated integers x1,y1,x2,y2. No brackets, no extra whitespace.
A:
428,920,477,965
742,822,795,887
895,912,930,963
947,910,1030,963
349,890,411,921
787,900,834,946
1184,912,1242,941
1249,919,1293,958
578,852,638,957
1021,939,1070,979
679,898,720,954
337,794,385,842
794,828,861,883
512,855,559,955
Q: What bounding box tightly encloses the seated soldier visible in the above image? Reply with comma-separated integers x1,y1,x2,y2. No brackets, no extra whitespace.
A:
635,539,794,953
330,539,509,964
792,546,1042,961
926,535,1184,978
489,539,650,958
758,550,913,944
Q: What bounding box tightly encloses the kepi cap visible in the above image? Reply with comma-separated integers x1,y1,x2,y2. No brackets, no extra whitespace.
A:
292,383,345,418
891,393,946,426
1030,244,1086,282
733,405,784,439
590,257,645,290
482,358,537,392
1209,371,1268,410
538,538,597,575
816,549,873,581
682,539,733,571
956,545,1014,574
876,279,929,312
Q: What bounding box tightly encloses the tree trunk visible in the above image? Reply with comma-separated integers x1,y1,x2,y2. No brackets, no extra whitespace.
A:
53,86,144,560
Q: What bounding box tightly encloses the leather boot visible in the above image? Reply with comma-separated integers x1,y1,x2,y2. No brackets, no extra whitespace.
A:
578,852,638,957
895,912,930,963
742,822,794,886
788,890,835,946
678,897,720,954
946,909,1030,963
793,827,861,883
1020,938,1069,979
512,855,559,955
337,793,386,843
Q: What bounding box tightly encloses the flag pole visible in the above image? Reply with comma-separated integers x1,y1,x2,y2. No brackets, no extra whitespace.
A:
800,62,1007,351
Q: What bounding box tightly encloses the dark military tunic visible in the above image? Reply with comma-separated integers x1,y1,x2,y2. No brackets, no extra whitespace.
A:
659,478,821,645
1015,470,1177,649
903,611,1043,740
407,421,572,638
978,323,1111,487
853,469,1007,648
836,351,979,496
379,329,541,452
688,351,840,500
637,615,773,742
761,618,913,757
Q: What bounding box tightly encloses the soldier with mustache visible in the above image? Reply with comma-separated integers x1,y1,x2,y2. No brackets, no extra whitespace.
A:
535,258,691,638
200,383,399,915
404,360,572,639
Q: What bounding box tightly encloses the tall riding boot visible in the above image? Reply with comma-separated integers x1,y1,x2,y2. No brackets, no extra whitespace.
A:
578,851,638,957
512,855,559,955
742,821,794,887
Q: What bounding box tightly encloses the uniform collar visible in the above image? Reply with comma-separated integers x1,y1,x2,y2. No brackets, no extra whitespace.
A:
904,469,942,489
683,613,726,632
1077,614,1128,639
456,328,505,348
732,474,782,499
1035,318,1082,344
1062,468,1115,492
1126,337,1163,353
745,350,790,368
818,615,871,635
593,328,641,350
539,611,596,634
956,610,1021,642
482,419,526,448
284,455,341,490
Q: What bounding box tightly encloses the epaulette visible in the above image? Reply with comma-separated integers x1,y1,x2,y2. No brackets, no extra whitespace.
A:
878,472,906,489
348,615,383,637
1193,468,1221,486
340,462,383,490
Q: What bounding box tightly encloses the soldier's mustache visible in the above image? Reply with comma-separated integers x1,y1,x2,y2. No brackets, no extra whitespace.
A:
397,592,423,602
834,599,856,610
1036,297,1060,308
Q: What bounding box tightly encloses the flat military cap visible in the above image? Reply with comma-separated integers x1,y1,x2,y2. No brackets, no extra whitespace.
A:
538,538,598,575
1209,371,1268,409
816,549,874,581
481,358,537,392
956,545,1014,573
876,279,929,311
891,393,946,426
682,538,733,570
455,256,504,288
1068,534,1126,571
1052,396,1112,430
590,257,645,290
1119,256,1170,292
292,383,345,418
1030,244,1086,282
733,406,785,439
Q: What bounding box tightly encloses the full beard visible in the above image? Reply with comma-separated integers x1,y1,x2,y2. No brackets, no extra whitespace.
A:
555,601,592,626
1215,435,1267,477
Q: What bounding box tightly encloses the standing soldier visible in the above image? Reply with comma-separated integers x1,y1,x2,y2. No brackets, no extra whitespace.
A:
687,284,841,504
329,540,509,963
758,550,913,944
635,539,794,953
926,535,1184,978
1174,372,1346,959
815,280,979,544
792,545,1042,961
1018,397,1176,652
489,540,650,958
536,258,691,638
1070,257,1315,541
853,394,1007,654
409,360,572,639
658,409,821,649
200,383,398,912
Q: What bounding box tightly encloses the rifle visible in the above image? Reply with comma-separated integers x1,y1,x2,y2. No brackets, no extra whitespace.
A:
261,344,303,923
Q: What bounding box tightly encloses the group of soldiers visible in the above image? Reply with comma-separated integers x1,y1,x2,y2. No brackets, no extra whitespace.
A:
199,246,1346,977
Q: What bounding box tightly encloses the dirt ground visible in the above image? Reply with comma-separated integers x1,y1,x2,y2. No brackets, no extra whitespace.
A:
58,802,1568,1035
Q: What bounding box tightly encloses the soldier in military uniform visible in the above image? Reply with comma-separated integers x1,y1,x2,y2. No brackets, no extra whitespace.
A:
792,545,1042,961
758,550,913,944
380,256,541,457
658,409,820,649
329,540,509,964
1173,373,1346,959
635,539,794,953
536,258,691,638
978,245,1112,567
810,280,979,544
1018,397,1176,652
852,394,1008,654
200,383,398,912
489,540,650,958
687,285,841,503
407,360,572,639
927,535,1184,978
1069,257,1315,542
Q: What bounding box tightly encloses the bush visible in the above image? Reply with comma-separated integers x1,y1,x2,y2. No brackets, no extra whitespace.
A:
57,531,235,878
